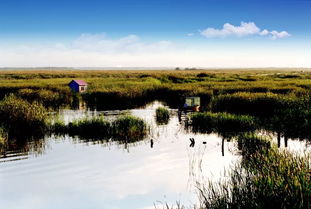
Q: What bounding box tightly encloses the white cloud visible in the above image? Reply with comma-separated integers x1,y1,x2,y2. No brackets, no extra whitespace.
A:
259,29,269,36
200,22,291,40
270,30,291,40
200,22,260,38
0,34,177,67
72,33,173,53
187,33,194,37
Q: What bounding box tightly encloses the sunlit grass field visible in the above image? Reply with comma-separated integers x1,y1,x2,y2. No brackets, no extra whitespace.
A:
0,68,310,110
1,68,311,91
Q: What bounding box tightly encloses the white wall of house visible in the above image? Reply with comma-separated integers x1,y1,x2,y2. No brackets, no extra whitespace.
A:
79,85,87,92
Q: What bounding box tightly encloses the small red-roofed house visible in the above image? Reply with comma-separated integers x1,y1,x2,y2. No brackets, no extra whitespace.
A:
68,80,88,93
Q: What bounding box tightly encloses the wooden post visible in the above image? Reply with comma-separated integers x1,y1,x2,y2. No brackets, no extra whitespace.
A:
277,132,281,148
178,110,182,123
222,138,224,156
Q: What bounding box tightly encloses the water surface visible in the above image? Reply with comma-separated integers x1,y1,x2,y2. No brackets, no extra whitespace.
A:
0,102,309,209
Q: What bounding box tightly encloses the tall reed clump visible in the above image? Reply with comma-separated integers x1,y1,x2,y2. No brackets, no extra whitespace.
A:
0,95,48,138
52,115,147,142
111,115,147,142
54,116,111,139
156,107,170,124
191,112,256,135
198,134,311,209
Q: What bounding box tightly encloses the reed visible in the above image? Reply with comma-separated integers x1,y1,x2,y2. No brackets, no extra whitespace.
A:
197,134,311,209
0,127,7,148
191,112,256,135
156,107,170,124
68,116,111,139
1,69,311,111
211,92,297,116
52,115,147,142
51,120,67,134
17,88,72,108
0,95,48,137
111,115,147,142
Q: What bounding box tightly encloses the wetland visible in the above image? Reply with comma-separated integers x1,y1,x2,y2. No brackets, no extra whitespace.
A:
0,69,310,209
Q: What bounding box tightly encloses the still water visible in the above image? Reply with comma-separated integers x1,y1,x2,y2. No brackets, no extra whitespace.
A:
0,102,309,209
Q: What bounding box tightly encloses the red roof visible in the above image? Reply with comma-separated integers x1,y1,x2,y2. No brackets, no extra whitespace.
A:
72,80,88,86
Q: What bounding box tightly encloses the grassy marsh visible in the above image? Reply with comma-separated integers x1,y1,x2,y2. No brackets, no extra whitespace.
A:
0,69,310,209
2,69,311,140
1,69,311,111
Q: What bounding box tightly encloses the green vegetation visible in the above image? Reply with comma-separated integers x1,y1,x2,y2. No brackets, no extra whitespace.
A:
155,107,170,124
211,92,304,117
0,95,48,138
53,116,110,139
191,112,256,136
53,115,147,142
111,115,147,142
0,127,7,150
1,69,311,140
198,134,311,209
0,69,310,208
17,88,72,108
1,69,310,111
1,69,311,139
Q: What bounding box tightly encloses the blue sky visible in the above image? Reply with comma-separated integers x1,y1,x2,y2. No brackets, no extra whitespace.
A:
0,0,310,67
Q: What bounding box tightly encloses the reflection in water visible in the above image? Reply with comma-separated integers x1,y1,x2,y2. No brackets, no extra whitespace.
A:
0,101,310,209
0,137,48,162
150,139,154,148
